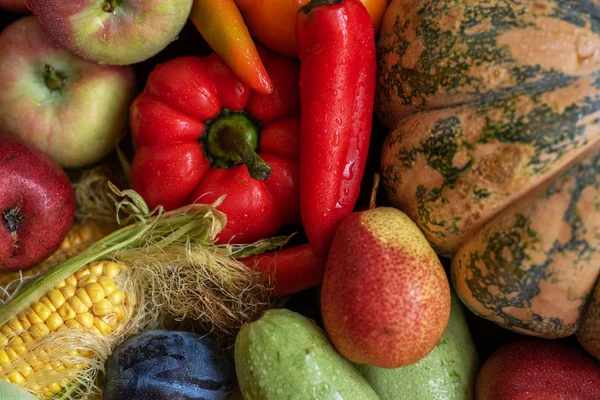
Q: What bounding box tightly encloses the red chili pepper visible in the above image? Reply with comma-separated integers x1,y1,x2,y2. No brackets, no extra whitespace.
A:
240,244,327,296
129,48,301,244
296,0,377,257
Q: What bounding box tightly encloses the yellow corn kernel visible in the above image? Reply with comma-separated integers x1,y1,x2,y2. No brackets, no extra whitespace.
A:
107,289,124,306
17,313,31,330
5,349,18,362
30,323,51,339
65,320,81,329
85,283,105,304
103,262,121,278
104,314,120,329
88,262,104,277
0,334,7,346
46,382,63,394
0,350,9,366
31,302,52,322
75,288,94,308
114,305,126,321
25,308,44,325
58,303,76,321
75,312,94,329
68,296,89,314
18,364,33,379
78,275,98,287
9,336,25,355
46,290,66,309
19,332,34,344
74,268,90,280
65,274,78,287
39,297,56,312
6,318,23,332
46,313,64,331
0,326,11,336
98,276,117,296
53,280,66,289
92,299,113,317
7,371,25,385
93,317,112,335
60,285,76,300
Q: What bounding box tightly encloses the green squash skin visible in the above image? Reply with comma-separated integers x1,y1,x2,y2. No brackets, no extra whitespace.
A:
234,309,379,400
376,0,600,128
356,293,479,400
452,145,600,338
381,74,600,256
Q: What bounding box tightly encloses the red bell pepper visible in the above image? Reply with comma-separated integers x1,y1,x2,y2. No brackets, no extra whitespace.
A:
239,244,327,296
129,48,301,244
296,0,377,257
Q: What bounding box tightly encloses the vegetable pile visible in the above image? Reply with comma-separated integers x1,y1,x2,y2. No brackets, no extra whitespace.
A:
0,0,599,399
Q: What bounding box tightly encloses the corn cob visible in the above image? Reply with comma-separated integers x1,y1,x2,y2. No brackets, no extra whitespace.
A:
0,220,116,290
0,260,133,398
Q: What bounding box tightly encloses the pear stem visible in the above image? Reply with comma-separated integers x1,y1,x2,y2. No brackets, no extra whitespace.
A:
369,173,380,210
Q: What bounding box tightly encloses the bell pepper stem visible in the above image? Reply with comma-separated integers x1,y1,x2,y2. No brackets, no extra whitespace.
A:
219,129,271,180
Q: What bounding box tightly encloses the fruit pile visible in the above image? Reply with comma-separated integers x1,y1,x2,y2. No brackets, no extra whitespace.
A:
1,0,600,399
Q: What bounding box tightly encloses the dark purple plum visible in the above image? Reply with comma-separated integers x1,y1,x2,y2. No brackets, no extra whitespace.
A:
104,330,235,400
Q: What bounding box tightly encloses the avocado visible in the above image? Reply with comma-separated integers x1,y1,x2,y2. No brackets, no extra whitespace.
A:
356,294,479,399
234,308,379,400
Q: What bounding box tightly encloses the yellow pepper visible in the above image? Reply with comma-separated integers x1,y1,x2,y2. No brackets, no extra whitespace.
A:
190,0,274,95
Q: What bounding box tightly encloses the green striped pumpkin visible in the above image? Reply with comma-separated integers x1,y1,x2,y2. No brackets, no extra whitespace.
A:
378,0,600,345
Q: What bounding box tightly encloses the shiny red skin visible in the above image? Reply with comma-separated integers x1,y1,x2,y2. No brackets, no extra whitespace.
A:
240,243,327,296
476,338,600,400
0,135,75,271
296,0,376,257
130,49,301,244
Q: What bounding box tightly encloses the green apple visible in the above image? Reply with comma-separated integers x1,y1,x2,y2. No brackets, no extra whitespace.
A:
27,0,193,65
0,16,137,168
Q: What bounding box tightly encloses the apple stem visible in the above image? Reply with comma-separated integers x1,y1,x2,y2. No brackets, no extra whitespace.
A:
369,173,381,210
3,208,24,233
44,65,66,91
102,0,118,13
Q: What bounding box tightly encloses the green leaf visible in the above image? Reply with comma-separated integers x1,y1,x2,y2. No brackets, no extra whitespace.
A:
228,234,294,259
0,381,38,400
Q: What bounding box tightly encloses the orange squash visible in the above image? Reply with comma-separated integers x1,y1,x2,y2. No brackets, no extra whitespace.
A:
377,0,600,343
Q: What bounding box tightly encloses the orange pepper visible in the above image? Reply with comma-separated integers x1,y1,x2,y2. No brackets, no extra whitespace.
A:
235,0,388,58
190,0,273,95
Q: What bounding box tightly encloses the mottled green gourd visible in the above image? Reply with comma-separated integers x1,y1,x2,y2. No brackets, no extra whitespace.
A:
357,293,478,400
378,0,600,341
234,309,379,400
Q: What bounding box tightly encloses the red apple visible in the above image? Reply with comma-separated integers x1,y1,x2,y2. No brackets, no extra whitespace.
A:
0,0,28,13
0,135,76,272
27,0,193,65
476,338,600,400
0,16,137,168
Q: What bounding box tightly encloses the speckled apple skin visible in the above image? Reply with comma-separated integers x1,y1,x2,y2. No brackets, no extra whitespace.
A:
321,207,451,368
476,338,600,400
0,16,136,168
27,0,193,65
0,135,75,271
